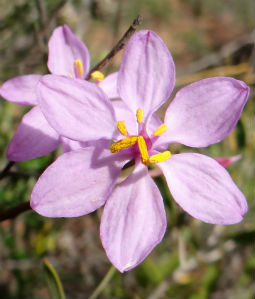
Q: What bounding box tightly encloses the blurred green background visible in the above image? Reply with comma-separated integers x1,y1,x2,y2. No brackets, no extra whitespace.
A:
0,0,254,298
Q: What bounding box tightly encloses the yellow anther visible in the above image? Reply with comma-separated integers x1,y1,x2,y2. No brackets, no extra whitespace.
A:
110,136,138,153
137,136,150,165
91,71,105,81
117,121,128,136
74,59,84,77
149,151,171,164
152,124,168,136
136,108,143,124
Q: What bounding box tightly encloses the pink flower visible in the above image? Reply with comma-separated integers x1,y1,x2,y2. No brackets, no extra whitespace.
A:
215,155,241,168
31,30,249,272
0,25,118,161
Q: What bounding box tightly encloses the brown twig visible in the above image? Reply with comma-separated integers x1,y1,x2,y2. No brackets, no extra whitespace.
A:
0,202,31,222
19,0,68,72
35,0,48,28
48,0,68,25
86,15,143,80
0,161,15,180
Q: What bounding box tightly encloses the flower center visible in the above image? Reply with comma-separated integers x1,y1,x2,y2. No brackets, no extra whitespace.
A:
110,108,171,165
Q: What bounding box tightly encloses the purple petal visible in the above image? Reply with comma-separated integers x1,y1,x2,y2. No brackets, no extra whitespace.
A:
0,75,42,105
100,163,167,272
147,113,163,136
159,153,248,224
61,137,87,152
38,75,116,142
118,30,175,120
98,72,119,99
47,25,90,78
61,136,110,152
31,147,128,217
7,107,60,161
112,100,137,136
161,77,249,147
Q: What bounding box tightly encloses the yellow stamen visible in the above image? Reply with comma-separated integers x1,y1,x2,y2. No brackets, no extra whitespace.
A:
110,136,138,153
137,136,150,165
91,71,105,81
117,121,128,136
74,59,84,77
152,124,168,136
136,108,143,124
149,151,171,164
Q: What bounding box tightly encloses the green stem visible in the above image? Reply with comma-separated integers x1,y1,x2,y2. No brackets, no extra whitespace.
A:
89,265,116,299
43,258,66,299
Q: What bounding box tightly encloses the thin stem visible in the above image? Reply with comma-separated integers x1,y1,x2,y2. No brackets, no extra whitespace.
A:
88,265,116,299
0,161,15,180
86,15,143,80
0,202,31,222
43,258,66,299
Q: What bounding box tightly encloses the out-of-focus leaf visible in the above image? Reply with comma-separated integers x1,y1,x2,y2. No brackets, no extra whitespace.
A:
227,230,255,245
158,254,179,278
135,254,179,288
43,258,65,299
235,119,246,150
245,255,255,274
135,258,162,287
18,153,55,171
189,264,220,299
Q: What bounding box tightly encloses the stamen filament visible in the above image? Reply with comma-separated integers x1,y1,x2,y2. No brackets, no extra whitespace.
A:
152,124,168,136
137,136,150,165
136,108,143,124
91,71,105,81
74,59,84,78
117,121,128,136
110,136,138,153
150,151,171,164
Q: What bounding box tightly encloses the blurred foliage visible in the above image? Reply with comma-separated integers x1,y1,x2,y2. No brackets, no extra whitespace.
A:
0,0,254,298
